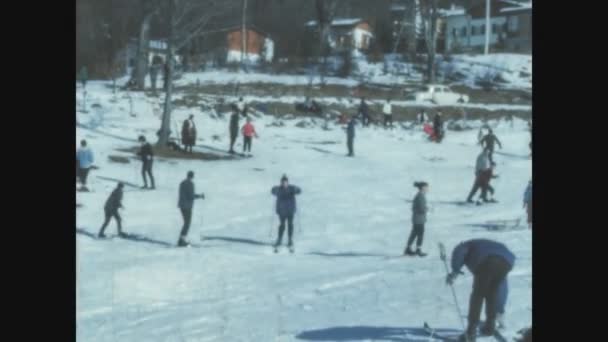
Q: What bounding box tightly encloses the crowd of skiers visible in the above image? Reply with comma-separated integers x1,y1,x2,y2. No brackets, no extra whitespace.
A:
76,95,531,342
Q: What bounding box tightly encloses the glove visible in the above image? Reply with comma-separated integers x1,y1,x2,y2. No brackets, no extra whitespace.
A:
446,271,462,285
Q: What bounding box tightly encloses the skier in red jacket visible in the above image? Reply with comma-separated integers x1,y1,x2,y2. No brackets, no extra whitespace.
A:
241,117,259,155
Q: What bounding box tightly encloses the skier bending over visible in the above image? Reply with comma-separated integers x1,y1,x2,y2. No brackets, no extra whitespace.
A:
404,181,429,257
98,182,125,238
271,175,301,252
446,239,515,342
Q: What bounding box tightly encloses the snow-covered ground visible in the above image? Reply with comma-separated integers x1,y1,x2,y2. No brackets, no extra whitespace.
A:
76,81,532,342
439,54,532,90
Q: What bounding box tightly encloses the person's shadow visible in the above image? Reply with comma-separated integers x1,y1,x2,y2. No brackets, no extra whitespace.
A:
76,228,173,248
296,325,460,341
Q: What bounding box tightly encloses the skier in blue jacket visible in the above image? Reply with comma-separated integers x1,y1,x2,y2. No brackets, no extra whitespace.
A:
446,239,515,342
271,175,301,252
76,139,94,191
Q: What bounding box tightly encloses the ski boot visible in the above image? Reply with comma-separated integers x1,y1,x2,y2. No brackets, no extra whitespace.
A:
479,322,495,336
404,247,416,256
177,237,190,247
97,232,106,239
118,231,127,238
141,185,149,190
416,248,427,257
466,198,474,204
458,332,476,342
287,241,294,253
496,313,505,330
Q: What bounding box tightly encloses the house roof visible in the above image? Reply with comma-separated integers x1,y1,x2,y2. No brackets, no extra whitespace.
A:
305,18,366,28
439,7,466,17
500,1,532,13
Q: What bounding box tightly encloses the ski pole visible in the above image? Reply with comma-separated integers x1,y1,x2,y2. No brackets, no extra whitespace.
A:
438,242,466,330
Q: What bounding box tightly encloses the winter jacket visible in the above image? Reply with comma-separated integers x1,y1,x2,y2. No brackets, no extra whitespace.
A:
523,182,532,206
138,143,154,162
104,187,123,212
178,178,202,209
242,122,257,137
433,114,443,131
450,239,516,275
475,152,490,174
480,133,502,150
77,147,94,169
383,103,392,115
359,102,369,116
346,119,356,138
181,119,197,145
271,185,301,216
230,113,240,134
412,192,428,224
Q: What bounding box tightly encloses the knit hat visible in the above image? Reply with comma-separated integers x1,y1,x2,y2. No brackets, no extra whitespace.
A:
414,181,428,189
281,174,288,182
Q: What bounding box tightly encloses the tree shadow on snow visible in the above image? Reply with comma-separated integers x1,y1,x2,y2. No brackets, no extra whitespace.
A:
76,228,173,247
307,251,388,258
96,176,140,188
76,124,140,143
201,236,271,246
296,326,460,341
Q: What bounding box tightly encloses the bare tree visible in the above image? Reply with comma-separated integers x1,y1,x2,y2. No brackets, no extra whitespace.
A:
314,0,342,81
241,0,248,68
419,0,440,83
134,0,161,90
157,0,239,148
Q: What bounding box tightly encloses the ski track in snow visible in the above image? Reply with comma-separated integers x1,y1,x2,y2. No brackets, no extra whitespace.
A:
76,80,532,342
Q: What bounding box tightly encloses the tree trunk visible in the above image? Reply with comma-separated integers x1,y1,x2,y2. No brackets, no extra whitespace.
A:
135,13,154,90
158,2,175,147
241,0,248,67
405,0,417,61
422,0,438,83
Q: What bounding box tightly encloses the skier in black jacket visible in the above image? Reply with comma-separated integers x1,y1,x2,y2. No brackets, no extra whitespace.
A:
271,175,302,252
177,171,205,247
433,111,444,142
404,182,429,256
346,116,356,157
228,104,243,154
137,136,155,189
98,182,125,238
479,128,502,164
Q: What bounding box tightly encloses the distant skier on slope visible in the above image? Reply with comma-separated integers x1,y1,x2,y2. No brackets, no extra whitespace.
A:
382,98,393,129
479,128,502,164
433,111,444,142
446,239,515,342
417,109,428,124
358,97,371,127
76,139,94,192
181,114,197,153
228,104,244,154
271,175,302,253
241,117,258,156
466,149,491,203
523,180,532,229
177,171,205,247
345,116,356,157
98,182,125,238
404,182,429,257
137,136,155,190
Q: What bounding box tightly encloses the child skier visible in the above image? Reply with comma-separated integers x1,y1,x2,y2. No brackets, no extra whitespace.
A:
241,117,258,155
404,182,429,257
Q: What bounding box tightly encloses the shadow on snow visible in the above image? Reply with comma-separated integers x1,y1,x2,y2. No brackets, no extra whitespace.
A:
201,235,271,247
296,326,460,341
76,228,174,247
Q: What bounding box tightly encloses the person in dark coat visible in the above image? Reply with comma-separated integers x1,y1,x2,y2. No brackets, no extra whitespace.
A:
346,116,356,157
404,182,429,256
477,162,498,202
271,175,302,250
181,114,197,153
479,128,502,164
446,239,515,342
98,182,125,238
137,136,155,189
433,111,444,142
358,97,370,127
467,149,491,203
177,171,205,247
229,104,243,154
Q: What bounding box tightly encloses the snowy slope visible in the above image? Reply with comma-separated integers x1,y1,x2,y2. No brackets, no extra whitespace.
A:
76,82,532,342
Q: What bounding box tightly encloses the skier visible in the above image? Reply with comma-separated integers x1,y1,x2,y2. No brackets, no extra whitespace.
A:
433,111,444,142
382,98,393,129
404,182,429,257
445,239,515,342
418,109,428,124
466,149,491,203
98,182,125,238
181,114,197,153
479,128,502,164
241,117,258,155
358,97,370,127
228,104,243,154
477,162,498,202
76,139,94,191
346,115,356,157
177,171,205,247
523,180,532,229
236,97,247,116
137,136,155,189
271,175,302,252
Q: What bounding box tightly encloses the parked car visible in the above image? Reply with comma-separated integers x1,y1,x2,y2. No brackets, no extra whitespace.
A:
410,84,469,105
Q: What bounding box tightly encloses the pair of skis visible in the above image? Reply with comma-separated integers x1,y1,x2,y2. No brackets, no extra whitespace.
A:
273,245,294,254
423,322,508,342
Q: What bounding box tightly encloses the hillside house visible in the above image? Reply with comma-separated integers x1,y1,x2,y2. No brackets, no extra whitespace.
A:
226,26,274,64
305,18,374,52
